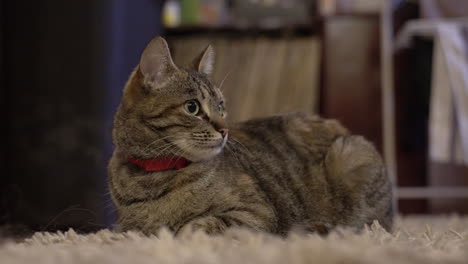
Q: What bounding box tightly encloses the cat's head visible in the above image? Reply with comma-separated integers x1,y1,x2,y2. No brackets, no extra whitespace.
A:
113,36,227,162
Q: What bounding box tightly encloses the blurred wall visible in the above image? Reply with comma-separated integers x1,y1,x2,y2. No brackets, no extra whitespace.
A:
168,33,321,122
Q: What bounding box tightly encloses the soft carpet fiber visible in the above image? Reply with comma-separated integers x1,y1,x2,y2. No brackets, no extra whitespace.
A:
1,216,467,264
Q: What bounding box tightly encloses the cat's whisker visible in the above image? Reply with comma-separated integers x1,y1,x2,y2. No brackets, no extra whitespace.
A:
161,136,194,159
225,143,243,169
226,141,245,163
172,142,195,166
231,138,252,155
218,69,232,92
167,139,188,166
144,135,176,149
228,139,252,156
149,143,174,157
143,135,178,152
152,141,175,152
150,135,188,156
41,205,106,231
154,143,178,158
147,138,182,159
176,139,197,158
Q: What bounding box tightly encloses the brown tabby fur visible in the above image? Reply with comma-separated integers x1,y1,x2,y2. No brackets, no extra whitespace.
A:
108,36,393,236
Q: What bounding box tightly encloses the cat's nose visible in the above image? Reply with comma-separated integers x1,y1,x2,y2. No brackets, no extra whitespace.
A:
218,128,229,138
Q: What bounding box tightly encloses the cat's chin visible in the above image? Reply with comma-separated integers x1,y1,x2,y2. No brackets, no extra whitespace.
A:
176,137,227,162
182,146,224,162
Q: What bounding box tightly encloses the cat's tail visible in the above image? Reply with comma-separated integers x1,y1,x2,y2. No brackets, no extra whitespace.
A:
324,135,393,231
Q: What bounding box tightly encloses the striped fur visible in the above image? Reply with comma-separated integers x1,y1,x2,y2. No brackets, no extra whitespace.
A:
108,37,393,236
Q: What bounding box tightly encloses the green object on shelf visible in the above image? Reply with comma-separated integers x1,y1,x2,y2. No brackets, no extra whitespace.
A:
181,0,199,25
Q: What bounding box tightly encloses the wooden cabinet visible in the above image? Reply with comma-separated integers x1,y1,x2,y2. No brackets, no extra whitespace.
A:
321,15,382,151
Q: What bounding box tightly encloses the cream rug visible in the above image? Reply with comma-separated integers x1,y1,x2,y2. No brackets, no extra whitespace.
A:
1,216,467,264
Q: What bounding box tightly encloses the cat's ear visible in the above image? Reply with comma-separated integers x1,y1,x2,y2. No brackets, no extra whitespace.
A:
139,36,178,86
193,44,215,75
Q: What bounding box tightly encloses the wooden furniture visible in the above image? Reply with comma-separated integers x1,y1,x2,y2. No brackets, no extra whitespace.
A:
165,26,323,122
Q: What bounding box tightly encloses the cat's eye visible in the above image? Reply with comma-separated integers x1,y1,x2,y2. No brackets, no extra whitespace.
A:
184,100,200,115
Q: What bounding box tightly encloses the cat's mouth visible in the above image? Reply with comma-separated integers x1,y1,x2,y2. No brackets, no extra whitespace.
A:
177,137,226,162
201,137,227,149
204,135,228,151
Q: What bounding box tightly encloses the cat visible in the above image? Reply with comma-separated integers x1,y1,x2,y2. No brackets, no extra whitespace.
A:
108,36,393,236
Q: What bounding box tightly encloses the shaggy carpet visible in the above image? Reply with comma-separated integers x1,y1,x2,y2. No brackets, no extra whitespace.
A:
1,216,467,264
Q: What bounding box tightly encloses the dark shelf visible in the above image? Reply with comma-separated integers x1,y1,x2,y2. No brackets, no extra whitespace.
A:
162,13,381,38
163,20,323,37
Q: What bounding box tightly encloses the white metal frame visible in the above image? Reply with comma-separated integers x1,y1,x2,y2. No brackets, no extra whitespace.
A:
381,0,398,209
380,1,468,203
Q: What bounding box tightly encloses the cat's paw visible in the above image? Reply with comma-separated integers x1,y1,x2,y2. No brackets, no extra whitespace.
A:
178,216,227,236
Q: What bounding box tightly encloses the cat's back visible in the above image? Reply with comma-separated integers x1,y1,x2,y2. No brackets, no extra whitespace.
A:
231,112,349,159
228,112,392,232
224,112,351,231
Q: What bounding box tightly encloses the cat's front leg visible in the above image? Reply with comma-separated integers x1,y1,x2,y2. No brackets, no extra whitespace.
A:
177,207,276,236
177,216,227,235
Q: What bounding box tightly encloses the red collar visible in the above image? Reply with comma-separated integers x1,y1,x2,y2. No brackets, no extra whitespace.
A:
128,157,190,172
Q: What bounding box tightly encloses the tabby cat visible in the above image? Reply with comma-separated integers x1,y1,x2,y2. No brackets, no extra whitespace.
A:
108,36,393,236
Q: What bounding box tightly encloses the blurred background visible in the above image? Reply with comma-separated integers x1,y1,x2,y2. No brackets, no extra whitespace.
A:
1,0,467,234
